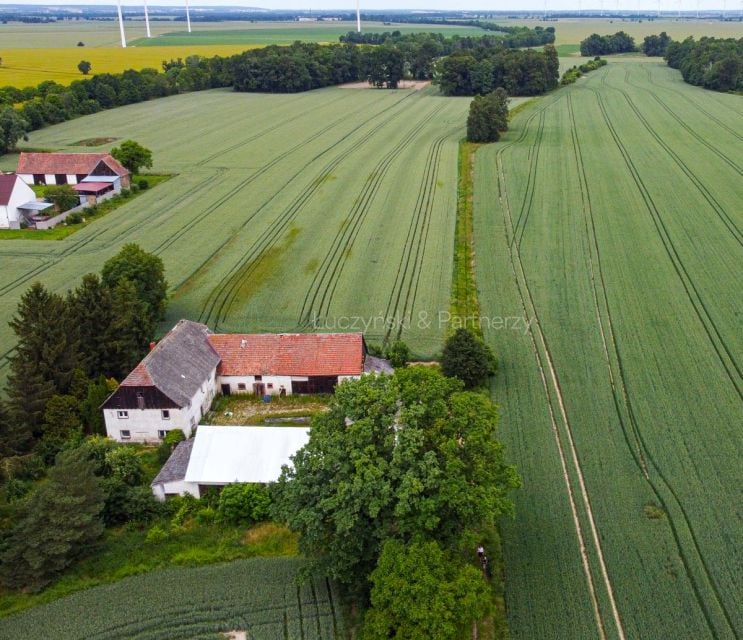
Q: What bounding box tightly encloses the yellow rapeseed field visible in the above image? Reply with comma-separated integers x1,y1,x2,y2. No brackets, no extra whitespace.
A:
0,45,261,89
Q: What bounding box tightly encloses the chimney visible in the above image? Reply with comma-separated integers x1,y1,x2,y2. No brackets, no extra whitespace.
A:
149,341,157,351
240,339,247,348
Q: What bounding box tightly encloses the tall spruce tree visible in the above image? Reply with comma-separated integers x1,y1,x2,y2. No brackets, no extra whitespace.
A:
5,283,80,448
67,274,116,378
109,279,152,379
0,447,104,592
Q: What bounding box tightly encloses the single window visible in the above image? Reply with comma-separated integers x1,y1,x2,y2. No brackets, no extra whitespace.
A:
120,430,131,440
157,430,168,439
33,174,45,185
255,375,262,381
237,383,246,391
267,383,274,389
54,174,67,185
117,410,129,419
161,409,170,420
137,392,145,410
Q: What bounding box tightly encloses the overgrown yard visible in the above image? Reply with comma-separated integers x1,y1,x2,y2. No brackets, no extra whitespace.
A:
203,394,330,426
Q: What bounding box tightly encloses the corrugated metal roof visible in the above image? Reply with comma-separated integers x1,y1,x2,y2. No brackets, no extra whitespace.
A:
184,425,310,484
81,175,118,183
18,201,53,211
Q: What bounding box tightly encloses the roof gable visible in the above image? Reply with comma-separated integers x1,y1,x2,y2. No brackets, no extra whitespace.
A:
120,320,220,407
208,332,365,377
0,174,18,206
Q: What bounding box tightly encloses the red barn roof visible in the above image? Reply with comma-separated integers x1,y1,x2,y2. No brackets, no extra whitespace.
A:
0,174,18,206
17,153,129,177
208,333,366,377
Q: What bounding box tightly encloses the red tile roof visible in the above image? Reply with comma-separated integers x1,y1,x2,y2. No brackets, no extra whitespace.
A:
0,174,17,206
122,361,154,386
208,333,365,377
17,153,129,177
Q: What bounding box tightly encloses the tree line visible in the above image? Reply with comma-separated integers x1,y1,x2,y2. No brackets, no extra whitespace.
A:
436,44,560,96
561,56,608,85
579,31,636,56
665,36,742,92
0,29,563,155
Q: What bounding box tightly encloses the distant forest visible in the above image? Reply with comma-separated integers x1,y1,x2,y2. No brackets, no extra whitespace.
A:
665,37,743,92
0,28,560,154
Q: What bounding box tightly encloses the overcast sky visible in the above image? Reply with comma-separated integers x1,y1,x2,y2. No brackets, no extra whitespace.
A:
1,0,740,12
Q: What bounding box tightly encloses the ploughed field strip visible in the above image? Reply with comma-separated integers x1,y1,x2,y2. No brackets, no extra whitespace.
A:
0,557,344,639
474,59,742,640
0,87,468,370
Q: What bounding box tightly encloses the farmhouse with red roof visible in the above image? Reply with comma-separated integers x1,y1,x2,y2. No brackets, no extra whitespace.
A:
102,319,392,443
16,152,130,193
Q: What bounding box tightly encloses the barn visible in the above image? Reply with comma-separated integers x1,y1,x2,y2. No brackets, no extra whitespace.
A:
16,152,130,189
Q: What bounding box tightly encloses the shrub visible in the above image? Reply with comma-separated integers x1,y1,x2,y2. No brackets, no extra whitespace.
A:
138,178,149,190
441,328,497,389
66,211,83,224
196,506,218,525
218,483,271,526
145,523,169,544
119,188,131,198
386,340,410,368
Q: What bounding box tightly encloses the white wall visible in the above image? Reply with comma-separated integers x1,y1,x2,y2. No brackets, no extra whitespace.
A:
66,174,79,184
104,407,190,443
182,367,218,431
18,173,33,185
152,480,199,501
0,179,35,229
219,374,294,395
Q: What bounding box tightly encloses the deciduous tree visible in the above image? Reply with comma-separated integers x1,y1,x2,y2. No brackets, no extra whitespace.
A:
110,139,153,174
272,367,519,594
441,328,497,389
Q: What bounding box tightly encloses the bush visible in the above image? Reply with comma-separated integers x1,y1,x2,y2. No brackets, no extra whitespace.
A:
66,211,83,224
196,506,218,525
119,188,131,199
138,178,149,190
441,328,497,389
157,429,186,463
385,340,410,368
145,523,169,544
218,483,271,526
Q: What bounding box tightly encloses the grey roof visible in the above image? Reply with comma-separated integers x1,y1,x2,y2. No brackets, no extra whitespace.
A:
364,354,394,374
18,201,53,211
151,438,195,486
124,319,220,408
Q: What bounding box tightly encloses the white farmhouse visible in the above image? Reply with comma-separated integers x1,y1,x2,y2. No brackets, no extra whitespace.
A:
151,425,311,500
102,319,392,443
0,173,37,229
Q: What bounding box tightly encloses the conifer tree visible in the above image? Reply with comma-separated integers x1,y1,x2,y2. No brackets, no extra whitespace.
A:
5,283,80,448
0,447,104,592
440,328,497,389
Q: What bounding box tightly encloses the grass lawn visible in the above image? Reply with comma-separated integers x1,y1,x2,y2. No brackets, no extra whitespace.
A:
0,520,297,618
0,174,172,241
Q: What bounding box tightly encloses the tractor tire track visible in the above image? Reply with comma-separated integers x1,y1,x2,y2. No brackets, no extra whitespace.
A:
296,101,446,327
152,94,391,257
587,83,743,398
568,92,737,640
381,135,448,344
602,71,743,245
195,92,420,328
493,97,625,640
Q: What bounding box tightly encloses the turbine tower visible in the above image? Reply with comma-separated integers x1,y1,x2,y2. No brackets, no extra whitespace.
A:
356,0,361,33
186,0,192,33
144,0,151,38
117,0,127,48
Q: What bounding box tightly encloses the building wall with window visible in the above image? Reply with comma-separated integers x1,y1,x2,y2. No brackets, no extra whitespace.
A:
103,407,189,443
218,375,294,396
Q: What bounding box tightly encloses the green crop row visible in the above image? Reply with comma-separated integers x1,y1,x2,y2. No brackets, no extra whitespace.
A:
0,557,344,639
474,59,742,640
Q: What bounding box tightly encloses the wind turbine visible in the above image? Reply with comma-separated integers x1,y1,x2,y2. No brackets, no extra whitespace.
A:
144,0,151,38
116,0,127,48
355,0,361,33
186,0,192,33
